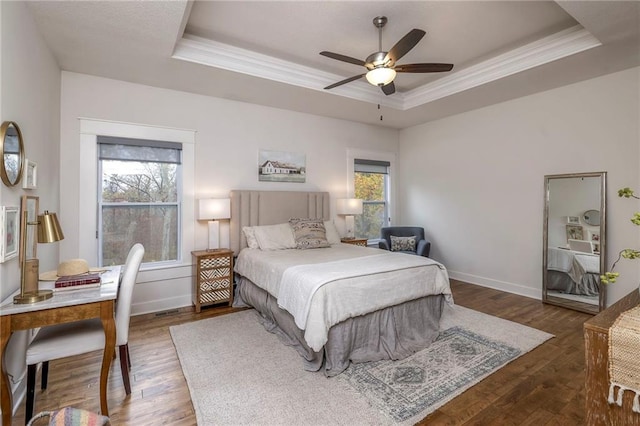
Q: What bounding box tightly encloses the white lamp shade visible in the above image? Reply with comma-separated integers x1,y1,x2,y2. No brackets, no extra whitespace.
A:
198,198,231,220
336,198,363,215
365,67,396,86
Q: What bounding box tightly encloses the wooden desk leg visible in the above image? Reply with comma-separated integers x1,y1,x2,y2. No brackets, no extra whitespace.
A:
1,315,13,426
99,301,116,416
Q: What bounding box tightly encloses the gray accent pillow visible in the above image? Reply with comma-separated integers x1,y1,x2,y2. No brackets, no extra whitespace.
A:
390,235,417,252
289,218,330,249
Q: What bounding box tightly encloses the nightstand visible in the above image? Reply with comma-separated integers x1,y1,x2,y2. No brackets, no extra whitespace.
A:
191,249,234,312
341,238,368,247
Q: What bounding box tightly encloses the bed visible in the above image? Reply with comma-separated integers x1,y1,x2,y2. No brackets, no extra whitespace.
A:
546,247,600,296
230,190,452,376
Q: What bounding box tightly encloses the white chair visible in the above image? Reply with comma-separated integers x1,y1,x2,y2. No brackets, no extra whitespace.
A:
568,238,594,254
25,243,145,421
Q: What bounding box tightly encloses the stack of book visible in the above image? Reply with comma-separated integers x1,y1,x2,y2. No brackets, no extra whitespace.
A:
54,273,101,291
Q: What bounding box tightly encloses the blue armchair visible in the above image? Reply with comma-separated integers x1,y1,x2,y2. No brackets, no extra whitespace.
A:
379,226,431,257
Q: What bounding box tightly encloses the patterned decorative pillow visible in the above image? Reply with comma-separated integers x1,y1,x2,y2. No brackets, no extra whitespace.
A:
28,407,110,425
390,235,417,252
289,218,330,249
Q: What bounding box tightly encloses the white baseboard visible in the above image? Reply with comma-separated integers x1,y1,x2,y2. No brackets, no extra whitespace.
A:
448,270,542,301
132,295,192,316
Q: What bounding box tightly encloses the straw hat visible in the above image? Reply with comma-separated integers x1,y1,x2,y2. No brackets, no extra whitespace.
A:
39,259,105,281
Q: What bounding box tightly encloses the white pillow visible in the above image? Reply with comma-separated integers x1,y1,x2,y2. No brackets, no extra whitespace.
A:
242,226,259,249
253,223,297,250
324,220,341,245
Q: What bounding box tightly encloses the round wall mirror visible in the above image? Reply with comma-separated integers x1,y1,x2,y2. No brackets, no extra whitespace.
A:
0,121,25,187
583,209,600,226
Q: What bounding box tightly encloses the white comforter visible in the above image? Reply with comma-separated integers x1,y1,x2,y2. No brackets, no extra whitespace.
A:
548,247,600,284
235,244,452,351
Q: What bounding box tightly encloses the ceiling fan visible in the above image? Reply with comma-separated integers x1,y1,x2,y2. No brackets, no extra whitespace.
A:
320,16,454,96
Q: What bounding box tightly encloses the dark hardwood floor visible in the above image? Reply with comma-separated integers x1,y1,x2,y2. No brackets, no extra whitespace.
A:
13,280,591,425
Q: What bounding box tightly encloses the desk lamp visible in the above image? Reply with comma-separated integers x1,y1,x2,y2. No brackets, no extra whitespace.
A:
14,211,64,304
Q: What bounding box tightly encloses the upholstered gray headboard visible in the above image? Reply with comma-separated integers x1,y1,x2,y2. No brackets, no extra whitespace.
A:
230,190,331,254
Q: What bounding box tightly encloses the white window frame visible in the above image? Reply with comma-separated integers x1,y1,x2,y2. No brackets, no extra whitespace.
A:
346,148,396,243
78,119,195,270
97,138,183,267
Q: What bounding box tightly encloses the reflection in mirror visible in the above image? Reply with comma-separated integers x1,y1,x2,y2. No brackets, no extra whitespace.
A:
0,121,25,187
583,209,600,226
543,172,606,314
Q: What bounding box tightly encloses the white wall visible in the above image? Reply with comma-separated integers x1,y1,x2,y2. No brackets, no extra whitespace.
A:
59,72,399,314
398,67,640,306
0,0,61,415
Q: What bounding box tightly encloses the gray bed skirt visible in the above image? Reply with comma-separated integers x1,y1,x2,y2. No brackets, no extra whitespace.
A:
234,277,445,377
546,270,599,296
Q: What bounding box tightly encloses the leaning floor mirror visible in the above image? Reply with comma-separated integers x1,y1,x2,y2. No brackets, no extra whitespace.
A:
543,172,607,314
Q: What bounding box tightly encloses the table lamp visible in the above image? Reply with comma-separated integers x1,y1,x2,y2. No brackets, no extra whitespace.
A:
14,210,65,304
336,198,363,239
198,198,231,250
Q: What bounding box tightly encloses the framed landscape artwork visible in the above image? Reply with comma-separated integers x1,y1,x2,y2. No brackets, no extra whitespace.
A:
258,150,306,183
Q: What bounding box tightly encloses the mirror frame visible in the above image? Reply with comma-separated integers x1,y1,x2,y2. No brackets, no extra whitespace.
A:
542,171,607,314
0,121,25,187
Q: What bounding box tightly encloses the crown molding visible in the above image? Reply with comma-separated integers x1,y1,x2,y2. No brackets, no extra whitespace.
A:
172,25,600,111
402,25,601,109
172,35,404,110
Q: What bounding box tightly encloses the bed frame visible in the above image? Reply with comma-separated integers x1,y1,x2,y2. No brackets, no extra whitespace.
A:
229,189,444,376
229,190,330,254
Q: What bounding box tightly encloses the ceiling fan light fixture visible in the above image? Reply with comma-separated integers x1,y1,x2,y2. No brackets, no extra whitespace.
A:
366,67,396,86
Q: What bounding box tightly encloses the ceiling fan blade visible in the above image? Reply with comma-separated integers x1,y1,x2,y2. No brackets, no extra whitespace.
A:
381,81,396,96
324,73,366,90
385,29,426,64
394,63,454,73
320,51,366,67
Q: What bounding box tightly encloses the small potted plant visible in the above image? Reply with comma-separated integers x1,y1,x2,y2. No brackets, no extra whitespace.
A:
600,187,640,292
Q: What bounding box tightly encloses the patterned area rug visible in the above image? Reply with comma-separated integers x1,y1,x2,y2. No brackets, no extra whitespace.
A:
170,305,553,425
339,326,521,422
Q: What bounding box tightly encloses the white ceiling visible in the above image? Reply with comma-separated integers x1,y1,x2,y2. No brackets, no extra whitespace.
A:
26,1,640,129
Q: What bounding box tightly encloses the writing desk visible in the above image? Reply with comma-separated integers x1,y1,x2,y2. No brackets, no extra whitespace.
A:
0,267,121,425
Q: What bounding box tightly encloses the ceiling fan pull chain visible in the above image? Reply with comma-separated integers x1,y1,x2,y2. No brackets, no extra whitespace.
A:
378,103,383,121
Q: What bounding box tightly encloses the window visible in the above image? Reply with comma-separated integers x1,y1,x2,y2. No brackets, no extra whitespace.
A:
98,136,182,266
354,158,390,241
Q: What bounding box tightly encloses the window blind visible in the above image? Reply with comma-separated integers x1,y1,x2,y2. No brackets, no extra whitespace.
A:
98,135,182,164
354,158,390,174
